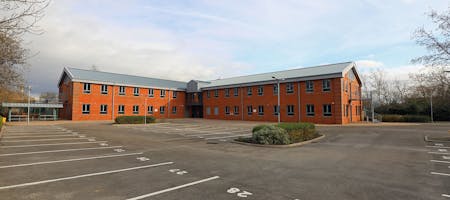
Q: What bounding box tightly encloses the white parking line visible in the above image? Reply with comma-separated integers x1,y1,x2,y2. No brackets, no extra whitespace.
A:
4,132,72,136
205,134,252,140
0,152,143,169
0,162,174,190
126,176,220,200
2,135,84,139
0,141,108,148
431,172,450,176
1,137,94,143
443,194,450,198
0,146,123,157
430,160,450,164
428,152,450,155
426,145,450,149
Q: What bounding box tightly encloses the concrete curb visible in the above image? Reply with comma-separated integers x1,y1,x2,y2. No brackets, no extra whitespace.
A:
231,134,325,148
0,123,4,140
424,135,450,143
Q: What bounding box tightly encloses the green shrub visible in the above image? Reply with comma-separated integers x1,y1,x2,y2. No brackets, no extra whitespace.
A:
252,124,272,133
275,122,317,143
251,125,290,145
115,116,156,124
381,114,430,122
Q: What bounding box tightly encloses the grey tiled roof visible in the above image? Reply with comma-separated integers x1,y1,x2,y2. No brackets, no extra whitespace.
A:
65,68,187,90
201,62,355,89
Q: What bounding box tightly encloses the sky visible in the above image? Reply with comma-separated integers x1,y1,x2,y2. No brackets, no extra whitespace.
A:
22,0,449,95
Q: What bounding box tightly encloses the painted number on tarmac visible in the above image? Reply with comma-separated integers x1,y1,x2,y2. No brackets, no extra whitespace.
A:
169,169,188,175
227,187,253,198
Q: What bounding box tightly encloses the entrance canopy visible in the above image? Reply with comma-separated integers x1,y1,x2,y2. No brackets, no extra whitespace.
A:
2,102,63,121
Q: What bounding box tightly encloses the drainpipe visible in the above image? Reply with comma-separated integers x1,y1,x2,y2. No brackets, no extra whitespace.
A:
111,84,115,121
168,89,170,118
297,82,301,122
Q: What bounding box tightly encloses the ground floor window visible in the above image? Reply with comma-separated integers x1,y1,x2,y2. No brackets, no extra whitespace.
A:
214,107,219,115
172,106,177,114
273,105,279,115
323,104,332,116
287,105,295,115
258,105,264,115
247,105,253,115
234,106,239,115
148,105,153,114
133,105,139,114
225,106,230,115
206,107,211,115
160,106,165,114
100,104,107,114
118,105,125,114
82,104,90,114
306,104,314,116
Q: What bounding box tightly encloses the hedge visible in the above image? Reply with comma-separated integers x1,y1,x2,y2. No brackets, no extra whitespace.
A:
115,116,156,124
276,122,318,143
245,122,319,145
252,125,290,145
381,114,430,122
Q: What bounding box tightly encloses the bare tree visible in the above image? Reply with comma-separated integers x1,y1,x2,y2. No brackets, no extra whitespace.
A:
412,7,450,67
366,69,391,104
391,79,410,103
0,0,50,36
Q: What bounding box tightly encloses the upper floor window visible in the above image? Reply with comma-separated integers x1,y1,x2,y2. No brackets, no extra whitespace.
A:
225,88,230,97
322,79,331,92
306,104,315,116
82,104,90,114
133,87,139,96
101,85,108,94
133,105,139,114
214,89,219,97
119,86,125,95
286,83,294,94
287,105,295,115
257,86,264,96
173,91,177,98
306,81,314,92
323,104,332,116
100,104,107,114
83,83,91,93
247,87,252,96
206,90,210,98
234,88,239,96
273,84,278,95
148,88,154,97
160,90,166,98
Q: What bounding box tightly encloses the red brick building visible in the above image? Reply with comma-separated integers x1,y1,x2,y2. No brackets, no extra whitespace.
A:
58,62,362,124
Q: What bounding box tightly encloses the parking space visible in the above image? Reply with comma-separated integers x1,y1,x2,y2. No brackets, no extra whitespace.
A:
0,121,449,199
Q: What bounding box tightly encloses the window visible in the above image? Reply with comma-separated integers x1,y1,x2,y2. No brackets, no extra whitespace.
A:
247,87,252,96
173,91,177,98
257,86,264,96
160,106,165,114
119,86,125,95
225,88,230,97
83,83,91,93
206,90,210,98
214,107,219,115
273,105,279,115
306,104,314,116
344,81,348,92
258,105,264,115
133,87,140,96
133,105,139,114
287,105,295,116
160,90,166,97
323,104,332,116
247,105,253,115
225,106,230,115
286,83,294,94
101,85,108,94
306,81,314,92
273,84,278,95
214,89,219,97
82,104,90,114
100,104,107,114
322,79,331,92
172,106,177,114
148,105,153,114
206,107,211,115
234,106,239,115
345,105,349,117
118,105,125,114
148,89,154,97
234,88,239,96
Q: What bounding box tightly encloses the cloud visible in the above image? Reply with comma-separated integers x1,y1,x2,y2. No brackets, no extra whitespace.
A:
356,60,385,69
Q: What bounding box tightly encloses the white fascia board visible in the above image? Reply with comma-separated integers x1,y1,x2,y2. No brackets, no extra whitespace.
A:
71,79,186,91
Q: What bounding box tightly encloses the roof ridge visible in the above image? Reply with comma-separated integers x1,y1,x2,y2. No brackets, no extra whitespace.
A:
67,67,187,84
206,61,353,81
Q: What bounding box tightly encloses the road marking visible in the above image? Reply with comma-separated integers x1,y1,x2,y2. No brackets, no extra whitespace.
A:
126,176,220,200
443,156,450,160
137,157,150,161
114,149,125,152
1,137,94,143
205,134,252,140
2,135,84,139
0,162,173,190
0,152,143,169
4,132,72,136
426,145,450,149
430,160,450,164
443,194,450,198
188,130,249,137
431,172,450,176
0,141,108,148
434,143,444,146
428,152,450,155
0,146,123,157
438,149,448,152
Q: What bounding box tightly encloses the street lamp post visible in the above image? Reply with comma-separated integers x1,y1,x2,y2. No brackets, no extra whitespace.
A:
430,89,434,123
27,86,31,125
272,76,284,124
144,94,147,125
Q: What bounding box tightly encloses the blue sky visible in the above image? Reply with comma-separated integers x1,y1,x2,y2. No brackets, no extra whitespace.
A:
24,0,449,94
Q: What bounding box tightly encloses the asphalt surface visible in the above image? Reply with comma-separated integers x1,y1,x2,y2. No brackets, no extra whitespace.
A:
0,119,449,200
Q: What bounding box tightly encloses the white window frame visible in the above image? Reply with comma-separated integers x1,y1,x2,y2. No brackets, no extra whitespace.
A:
323,104,332,116
234,106,239,115
118,105,125,114
83,83,91,94
257,86,264,96
306,81,314,92
119,86,125,95
306,104,315,116
101,85,108,94
133,87,140,96
172,91,177,98
225,88,230,97
133,105,139,114
206,90,210,98
247,105,253,115
322,79,331,92
273,84,278,95
148,105,153,114
286,83,294,94
258,105,264,115
214,107,219,115
148,88,154,97
247,87,252,96
100,104,107,114
172,106,177,114
82,104,90,114
206,107,211,115
160,106,165,114
287,105,295,116
160,90,166,98
234,88,239,96
273,105,279,115
225,106,230,115
214,89,219,97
